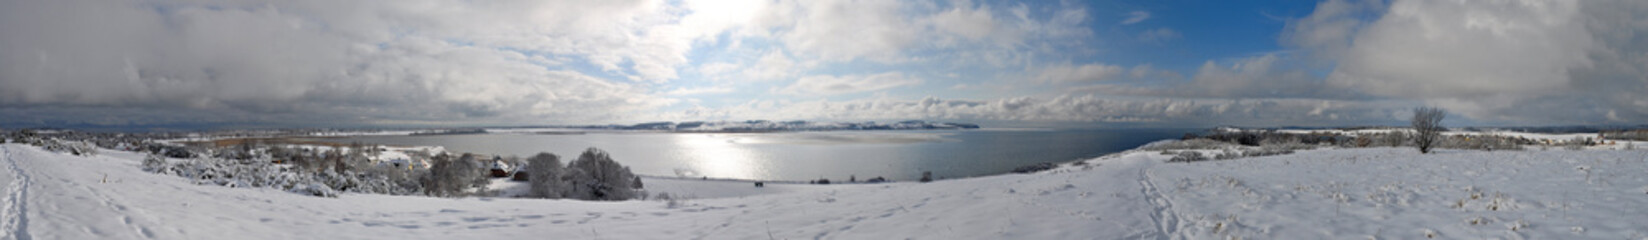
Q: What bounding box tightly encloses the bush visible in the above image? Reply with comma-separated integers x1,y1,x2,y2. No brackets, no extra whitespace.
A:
1243,147,1294,158
36,139,98,156
141,154,168,172
1011,162,1056,174
655,192,691,209
1139,139,1240,151
1565,136,1591,150
525,153,565,199
1437,134,1527,151
563,148,638,201
1215,149,1241,160
422,153,488,197
145,155,332,197
1168,151,1207,162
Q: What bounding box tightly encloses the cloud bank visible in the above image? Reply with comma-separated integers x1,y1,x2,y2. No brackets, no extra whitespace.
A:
0,0,1643,128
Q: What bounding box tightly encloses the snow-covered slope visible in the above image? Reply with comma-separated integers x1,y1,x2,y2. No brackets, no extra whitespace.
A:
1,143,1644,239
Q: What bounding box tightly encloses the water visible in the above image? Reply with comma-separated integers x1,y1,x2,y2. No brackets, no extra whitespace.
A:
318,129,1190,181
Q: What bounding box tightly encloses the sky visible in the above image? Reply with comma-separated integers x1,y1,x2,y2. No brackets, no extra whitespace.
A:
1,0,1645,129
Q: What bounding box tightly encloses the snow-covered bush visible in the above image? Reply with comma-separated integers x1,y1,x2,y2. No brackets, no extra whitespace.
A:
1260,137,1314,152
564,148,639,201
1168,151,1207,162
142,143,197,159
142,149,426,197
36,138,98,156
525,152,565,199
1565,136,1591,150
141,154,168,172
1352,132,1411,147
352,164,425,195
655,192,692,209
1215,149,1242,160
1438,135,1526,151
421,153,488,198
1242,147,1294,158
1140,139,1240,151
290,183,338,197
146,156,328,195
1011,162,1056,173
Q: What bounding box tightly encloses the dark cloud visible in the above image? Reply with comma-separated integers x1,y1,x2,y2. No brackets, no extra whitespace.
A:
0,0,673,127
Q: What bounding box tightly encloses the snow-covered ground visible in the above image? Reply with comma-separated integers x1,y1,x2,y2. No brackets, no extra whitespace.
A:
1,142,1645,239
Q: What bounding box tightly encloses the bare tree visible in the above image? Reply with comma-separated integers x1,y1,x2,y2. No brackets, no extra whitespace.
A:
1412,107,1445,154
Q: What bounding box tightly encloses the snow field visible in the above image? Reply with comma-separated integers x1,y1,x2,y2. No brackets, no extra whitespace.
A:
0,143,1645,239
1143,147,1648,239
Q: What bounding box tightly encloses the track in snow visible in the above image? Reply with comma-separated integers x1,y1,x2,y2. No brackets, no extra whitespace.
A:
0,145,32,240
1137,168,1179,240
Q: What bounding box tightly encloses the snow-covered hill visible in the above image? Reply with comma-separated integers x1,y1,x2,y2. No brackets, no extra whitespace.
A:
0,143,1644,239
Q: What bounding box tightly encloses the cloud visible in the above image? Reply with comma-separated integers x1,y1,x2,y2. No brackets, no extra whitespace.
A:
1085,54,1347,99
779,0,920,63
0,0,680,126
1129,65,1156,78
744,50,799,81
697,62,741,76
928,2,1001,41
1033,62,1126,83
658,95,1415,127
777,72,923,96
1302,0,1648,124
769,0,1089,64
1122,11,1151,25
1281,0,1386,60
1138,28,1182,43
665,87,736,96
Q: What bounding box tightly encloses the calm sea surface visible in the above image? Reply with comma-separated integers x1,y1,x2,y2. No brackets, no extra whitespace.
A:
319,129,1190,181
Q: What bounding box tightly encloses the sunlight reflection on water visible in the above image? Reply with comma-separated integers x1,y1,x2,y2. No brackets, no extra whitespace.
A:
674,134,764,180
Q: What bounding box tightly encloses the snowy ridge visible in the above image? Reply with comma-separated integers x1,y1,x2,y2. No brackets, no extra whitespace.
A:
0,142,1645,239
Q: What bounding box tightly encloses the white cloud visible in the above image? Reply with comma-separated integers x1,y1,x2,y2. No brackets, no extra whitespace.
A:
928,3,1000,40
743,50,799,82
1138,28,1181,43
1281,0,1386,60
664,86,736,96
657,94,1414,127
1034,63,1126,83
1129,65,1156,78
780,0,920,63
1304,0,1648,124
697,62,740,76
1082,54,1350,100
777,72,923,96
1122,11,1151,25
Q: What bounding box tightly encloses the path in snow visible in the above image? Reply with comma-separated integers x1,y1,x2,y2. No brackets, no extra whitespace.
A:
1137,167,1179,240
0,145,31,240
